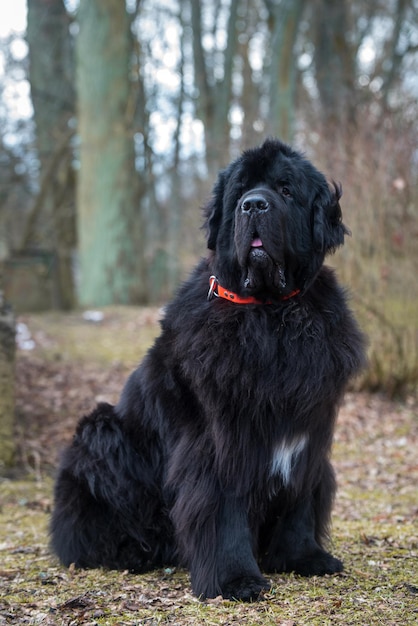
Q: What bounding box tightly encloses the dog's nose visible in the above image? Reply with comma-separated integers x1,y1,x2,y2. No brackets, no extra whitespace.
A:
241,194,269,213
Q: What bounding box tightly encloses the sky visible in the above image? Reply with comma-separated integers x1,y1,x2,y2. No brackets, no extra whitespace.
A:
0,1,31,140
0,0,27,37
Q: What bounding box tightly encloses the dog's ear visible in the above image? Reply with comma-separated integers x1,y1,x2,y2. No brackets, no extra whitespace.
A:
204,169,227,250
313,181,349,254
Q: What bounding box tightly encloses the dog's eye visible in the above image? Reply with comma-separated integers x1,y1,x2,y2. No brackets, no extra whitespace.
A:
280,185,292,197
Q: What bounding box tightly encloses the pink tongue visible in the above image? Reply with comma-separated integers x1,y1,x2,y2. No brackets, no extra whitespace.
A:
251,238,263,247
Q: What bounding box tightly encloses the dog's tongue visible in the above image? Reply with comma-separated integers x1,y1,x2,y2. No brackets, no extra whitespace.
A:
251,237,263,248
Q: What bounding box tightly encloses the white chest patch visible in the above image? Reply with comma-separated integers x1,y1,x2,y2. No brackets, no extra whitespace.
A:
270,434,308,486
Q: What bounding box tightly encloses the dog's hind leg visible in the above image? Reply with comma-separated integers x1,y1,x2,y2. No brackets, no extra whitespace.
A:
50,403,175,572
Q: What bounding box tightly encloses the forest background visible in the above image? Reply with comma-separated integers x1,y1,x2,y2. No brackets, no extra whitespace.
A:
0,0,417,399
0,2,417,622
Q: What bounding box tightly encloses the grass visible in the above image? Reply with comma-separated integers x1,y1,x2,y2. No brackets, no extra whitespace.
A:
0,477,417,625
18,306,161,369
2,305,417,625
354,295,418,396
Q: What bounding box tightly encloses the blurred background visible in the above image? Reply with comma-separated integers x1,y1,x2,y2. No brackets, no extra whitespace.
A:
0,0,417,395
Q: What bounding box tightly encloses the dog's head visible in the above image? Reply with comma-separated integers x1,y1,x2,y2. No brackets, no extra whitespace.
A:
204,139,348,300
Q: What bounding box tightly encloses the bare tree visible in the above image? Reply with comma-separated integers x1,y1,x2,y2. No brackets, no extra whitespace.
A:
264,0,306,141
312,0,357,146
26,0,76,309
76,0,145,306
0,287,15,468
4,0,418,310
377,0,416,112
187,0,240,172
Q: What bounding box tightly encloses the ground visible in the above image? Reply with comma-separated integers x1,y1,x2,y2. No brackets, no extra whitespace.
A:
1,308,417,625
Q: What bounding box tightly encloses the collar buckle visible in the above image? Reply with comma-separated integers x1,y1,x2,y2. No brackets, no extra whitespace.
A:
207,275,219,300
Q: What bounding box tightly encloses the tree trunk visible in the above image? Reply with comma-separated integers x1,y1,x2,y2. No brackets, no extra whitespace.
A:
188,0,239,173
264,0,305,142
380,0,409,111
0,293,15,469
26,0,76,310
76,0,145,306
312,0,357,153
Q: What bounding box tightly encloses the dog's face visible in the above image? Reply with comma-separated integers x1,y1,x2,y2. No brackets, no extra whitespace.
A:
205,139,348,300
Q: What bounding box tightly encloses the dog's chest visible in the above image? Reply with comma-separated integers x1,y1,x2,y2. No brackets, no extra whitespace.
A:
270,434,308,486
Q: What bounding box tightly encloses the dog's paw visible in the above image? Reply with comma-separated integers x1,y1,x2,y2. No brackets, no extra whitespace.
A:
290,550,343,576
221,575,270,601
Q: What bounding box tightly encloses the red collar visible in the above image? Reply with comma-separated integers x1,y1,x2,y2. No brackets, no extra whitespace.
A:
208,275,300,305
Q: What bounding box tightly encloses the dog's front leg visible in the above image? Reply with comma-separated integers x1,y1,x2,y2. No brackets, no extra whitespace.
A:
176,491,269,601
214,494,270,601
260,495,343,576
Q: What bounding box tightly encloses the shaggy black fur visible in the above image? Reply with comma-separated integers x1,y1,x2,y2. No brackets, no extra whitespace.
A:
51,139,366,601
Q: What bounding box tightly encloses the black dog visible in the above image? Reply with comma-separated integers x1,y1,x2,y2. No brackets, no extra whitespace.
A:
51,139,366,601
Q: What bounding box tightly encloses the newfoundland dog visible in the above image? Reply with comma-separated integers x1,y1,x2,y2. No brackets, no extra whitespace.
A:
51,139,366,601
